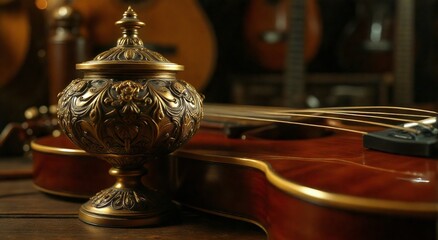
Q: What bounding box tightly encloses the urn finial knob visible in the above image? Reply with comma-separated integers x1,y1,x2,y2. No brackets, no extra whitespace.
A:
115,6,145,47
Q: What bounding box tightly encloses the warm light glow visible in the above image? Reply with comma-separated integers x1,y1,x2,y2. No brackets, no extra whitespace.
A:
35,0,48,10
58,6,69,16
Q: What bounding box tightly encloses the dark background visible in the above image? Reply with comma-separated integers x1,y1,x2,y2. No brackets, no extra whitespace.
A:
1,0,438,130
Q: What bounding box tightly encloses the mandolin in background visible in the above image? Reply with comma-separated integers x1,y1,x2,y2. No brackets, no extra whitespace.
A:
337,0,394,73
71,0,217,91
0,0,49,131
243,0,322,71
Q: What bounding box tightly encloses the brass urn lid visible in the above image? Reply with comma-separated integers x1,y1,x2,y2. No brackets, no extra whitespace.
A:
76,7,183,72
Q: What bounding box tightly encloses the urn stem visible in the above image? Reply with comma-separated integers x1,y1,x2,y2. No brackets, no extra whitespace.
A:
109,167,146,189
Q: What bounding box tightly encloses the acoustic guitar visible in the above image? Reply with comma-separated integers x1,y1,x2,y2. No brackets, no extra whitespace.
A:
243,0,322,71
0,0,29,87
0,0,48,131
31,104,438,239
71,0,217,91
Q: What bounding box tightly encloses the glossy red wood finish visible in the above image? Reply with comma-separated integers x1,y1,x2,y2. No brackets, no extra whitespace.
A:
32,127,438,239
173,128,437,239
32,136,113,198
173,156,435,239
181,129,437,203
32,136,173,198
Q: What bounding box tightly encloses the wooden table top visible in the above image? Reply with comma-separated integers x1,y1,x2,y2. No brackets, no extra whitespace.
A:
0,157,265,239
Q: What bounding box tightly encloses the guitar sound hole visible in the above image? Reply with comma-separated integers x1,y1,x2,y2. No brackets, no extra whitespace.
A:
227,123,332,140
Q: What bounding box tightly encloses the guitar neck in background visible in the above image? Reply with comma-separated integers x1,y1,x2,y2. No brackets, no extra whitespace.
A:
393,0,414,106
283,0,306,108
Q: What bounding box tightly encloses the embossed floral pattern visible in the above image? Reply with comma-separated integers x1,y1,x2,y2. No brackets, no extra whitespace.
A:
106,80,145,114
57,78,203,156
90,188,149,210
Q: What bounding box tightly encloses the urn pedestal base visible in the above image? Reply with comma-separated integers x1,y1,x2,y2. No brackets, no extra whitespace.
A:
78,167,178,227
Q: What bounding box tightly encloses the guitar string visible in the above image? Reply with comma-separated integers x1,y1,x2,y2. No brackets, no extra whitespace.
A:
255,109,431,122
205,105,437,120
205,105,436,121
278,107,436,127
204,104,437,121
203,112,368,135
252,110,436,130
203,105,437,135
204,111,422,134
281,105,437,114
205,104,437,114
279,109,433,119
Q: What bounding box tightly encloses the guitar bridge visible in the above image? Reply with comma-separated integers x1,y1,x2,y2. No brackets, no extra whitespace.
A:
363,117,438,157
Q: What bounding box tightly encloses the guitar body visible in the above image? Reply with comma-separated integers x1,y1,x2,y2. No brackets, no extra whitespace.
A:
243,0,322,71
72,0,216,91
32,125,437,239
174,128,437,239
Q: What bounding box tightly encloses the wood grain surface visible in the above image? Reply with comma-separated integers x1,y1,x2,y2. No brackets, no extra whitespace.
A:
0,158,265,240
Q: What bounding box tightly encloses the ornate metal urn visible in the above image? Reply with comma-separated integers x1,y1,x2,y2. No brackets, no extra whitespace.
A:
57,7,203,227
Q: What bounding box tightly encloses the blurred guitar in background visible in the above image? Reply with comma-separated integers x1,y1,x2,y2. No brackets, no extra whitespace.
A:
72,0,217,91
243,0,322,71
0,0,48,131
